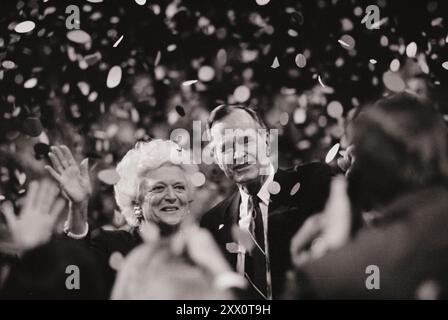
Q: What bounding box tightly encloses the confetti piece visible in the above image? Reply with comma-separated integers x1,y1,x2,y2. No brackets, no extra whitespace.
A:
198,65,215,82
406,42,417,58
338,35,355,50
106,65,122,88
271,56,280,69
325,143,340,164
77,81,90,96
23,78,38,89
290,182,301,196
175,105,186,117
66,30,92,44
2,60,16,69
279,112,289,126
268,181,281,195
327,101,344,119
113,35,124,47
0,195,5,201
318,75,326,88
135,0,146,5
191,172,206,187
255,0,270,5
369,17,388,29
86,0,104,2
293,108,307,124
154,50,162,66
369,59,377,64
383,71,405,92
390,59,400,72
295,53,307,68
14,21,36,33
22,117,43,137
234,85,251,103
442,61,448,70
181,79,198,87
98,168,120,185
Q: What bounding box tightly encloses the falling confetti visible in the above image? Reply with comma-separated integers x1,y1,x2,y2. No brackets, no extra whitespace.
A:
293,108,307,124
66,30,92,44
318,75,326,88
290,182,301,196
268,181,281,195
23,78,38,89
383,71,405,92
98,168,120,185
113,35,124,47
190,172,206,187
338,35,355,50
234,85,251,103
198,65,215,82
279,112,289,126
327,101,344,119
325,143,340,163
14,21,36,33
442,61,448,70
255,0,270,5
271,56,280,69
106,65,122,88
2,60,16,69
295,53,307,68
369,59,377,64
182,80,198,86
406,42,417,58
390,59,400,72
135,0,146,5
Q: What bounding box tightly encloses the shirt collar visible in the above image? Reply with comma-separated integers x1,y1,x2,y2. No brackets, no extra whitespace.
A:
237,164,275,206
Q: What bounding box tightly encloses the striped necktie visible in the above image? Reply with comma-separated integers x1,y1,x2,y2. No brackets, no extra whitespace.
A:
244,195,269,299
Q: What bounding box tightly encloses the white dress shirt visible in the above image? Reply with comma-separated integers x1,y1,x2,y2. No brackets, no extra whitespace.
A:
236,164,274,299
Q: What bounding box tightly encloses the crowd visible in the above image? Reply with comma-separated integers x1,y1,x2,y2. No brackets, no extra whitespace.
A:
1,0,448,300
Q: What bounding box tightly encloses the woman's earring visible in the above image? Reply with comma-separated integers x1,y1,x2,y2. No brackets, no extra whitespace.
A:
134,205,144,222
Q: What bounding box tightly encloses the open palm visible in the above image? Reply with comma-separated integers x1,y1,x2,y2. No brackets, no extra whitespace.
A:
45,145,91,203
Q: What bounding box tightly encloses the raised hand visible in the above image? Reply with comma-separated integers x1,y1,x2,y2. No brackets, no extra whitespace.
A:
290,176,352,267
45,145,91,204
0,180,66,254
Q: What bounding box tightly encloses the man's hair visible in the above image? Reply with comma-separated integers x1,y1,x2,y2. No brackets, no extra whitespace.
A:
207,104,267,130
350,92,448,208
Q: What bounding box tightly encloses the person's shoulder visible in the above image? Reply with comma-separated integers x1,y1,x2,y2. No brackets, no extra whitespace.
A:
200,191,238,228
89,228,137,254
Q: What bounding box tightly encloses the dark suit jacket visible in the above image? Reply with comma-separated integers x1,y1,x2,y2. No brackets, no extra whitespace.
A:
200,162,333,298
287,185,448,299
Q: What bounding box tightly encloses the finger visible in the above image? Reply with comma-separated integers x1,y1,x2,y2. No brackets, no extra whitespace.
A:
61,145,77,167
1,201,17,227
45,165,62,183
79,158,89,177
290,214,323,258
52,146,69,169
21,181,39,216
48,198,66,225
48,152,64,173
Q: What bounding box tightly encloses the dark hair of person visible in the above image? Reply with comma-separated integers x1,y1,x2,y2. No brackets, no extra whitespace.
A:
349,92,448,210
207,104,267,130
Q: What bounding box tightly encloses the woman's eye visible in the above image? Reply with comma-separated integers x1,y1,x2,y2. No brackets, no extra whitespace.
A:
151,186,164,192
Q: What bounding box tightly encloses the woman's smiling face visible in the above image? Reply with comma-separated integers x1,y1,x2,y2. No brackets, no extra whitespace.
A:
139,165,190,226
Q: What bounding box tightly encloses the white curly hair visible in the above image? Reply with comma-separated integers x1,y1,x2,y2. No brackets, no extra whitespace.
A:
114,139,198,227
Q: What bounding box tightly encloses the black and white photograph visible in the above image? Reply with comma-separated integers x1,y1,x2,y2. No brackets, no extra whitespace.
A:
1,0,448,307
